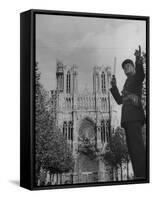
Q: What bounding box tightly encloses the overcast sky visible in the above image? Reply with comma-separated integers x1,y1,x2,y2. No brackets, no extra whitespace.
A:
36,14,146,93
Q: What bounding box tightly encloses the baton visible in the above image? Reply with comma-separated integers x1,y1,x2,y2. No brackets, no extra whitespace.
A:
139,45,141,56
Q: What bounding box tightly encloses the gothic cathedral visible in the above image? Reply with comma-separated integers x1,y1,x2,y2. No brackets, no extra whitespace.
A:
50,61,118,183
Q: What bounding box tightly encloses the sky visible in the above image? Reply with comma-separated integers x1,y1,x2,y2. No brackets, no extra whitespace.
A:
36,14,146,93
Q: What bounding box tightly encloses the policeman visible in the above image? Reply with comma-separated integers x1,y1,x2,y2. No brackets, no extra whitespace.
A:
110,46,146,179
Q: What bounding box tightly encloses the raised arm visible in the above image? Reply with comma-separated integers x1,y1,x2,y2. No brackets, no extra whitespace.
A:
134,46,145,84
110,75,122,105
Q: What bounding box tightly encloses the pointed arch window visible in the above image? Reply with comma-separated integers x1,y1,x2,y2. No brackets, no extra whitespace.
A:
101,120,105,143
66,71,71,93
68,98,71,109
63,121,73,141
101,72,106,93
104,98,107,112
101,97,104,110
63,121,67,139
96,74,99,92
106,120,110,142
68,121,73,141
58,75,63,92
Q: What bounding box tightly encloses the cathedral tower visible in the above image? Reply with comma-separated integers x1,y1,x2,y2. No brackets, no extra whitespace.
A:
72,64,78,94
56,60,64,92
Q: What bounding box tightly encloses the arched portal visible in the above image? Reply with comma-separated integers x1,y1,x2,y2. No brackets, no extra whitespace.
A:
77,118,98,174
79,118,95,140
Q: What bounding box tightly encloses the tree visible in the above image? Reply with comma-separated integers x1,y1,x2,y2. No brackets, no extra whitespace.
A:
35,63,74,184
103,127,129,181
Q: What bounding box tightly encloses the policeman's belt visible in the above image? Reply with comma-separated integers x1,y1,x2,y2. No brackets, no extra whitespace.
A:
122,93,141,107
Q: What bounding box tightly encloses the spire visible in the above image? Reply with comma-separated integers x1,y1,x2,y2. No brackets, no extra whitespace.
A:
56,59,64,92
56,59,64,73
113,57,117,75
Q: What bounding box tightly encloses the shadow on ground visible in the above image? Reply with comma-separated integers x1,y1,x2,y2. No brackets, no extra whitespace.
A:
9,180,20,186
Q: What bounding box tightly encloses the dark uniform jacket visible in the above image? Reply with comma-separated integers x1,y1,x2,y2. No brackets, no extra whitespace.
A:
110,59,145,128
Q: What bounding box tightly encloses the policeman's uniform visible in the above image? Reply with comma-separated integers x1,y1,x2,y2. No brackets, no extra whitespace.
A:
110,58,146,179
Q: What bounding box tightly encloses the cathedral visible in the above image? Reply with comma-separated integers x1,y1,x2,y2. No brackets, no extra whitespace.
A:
50,61,119,184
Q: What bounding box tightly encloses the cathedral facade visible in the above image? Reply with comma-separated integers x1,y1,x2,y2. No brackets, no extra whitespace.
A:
50,61,118,183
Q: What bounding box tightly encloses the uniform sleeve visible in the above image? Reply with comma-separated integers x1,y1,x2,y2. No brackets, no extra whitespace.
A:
135,59,145,84
110,86,122,105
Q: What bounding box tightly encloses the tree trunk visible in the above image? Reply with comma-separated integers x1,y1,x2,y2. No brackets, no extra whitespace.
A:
113,167,115,181
110,166,114,181
120,162,123,181
127,159,129,180
71,172,73,184
115,166,118,181
56,173,58,184
60,173,62,184
35,163,41,186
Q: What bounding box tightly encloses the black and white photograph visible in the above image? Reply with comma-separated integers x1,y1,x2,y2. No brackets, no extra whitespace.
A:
34,11,149,188
1,0,153,198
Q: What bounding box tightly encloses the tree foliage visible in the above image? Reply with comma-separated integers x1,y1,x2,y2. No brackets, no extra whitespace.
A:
104,127,129,168
35,63,74,176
